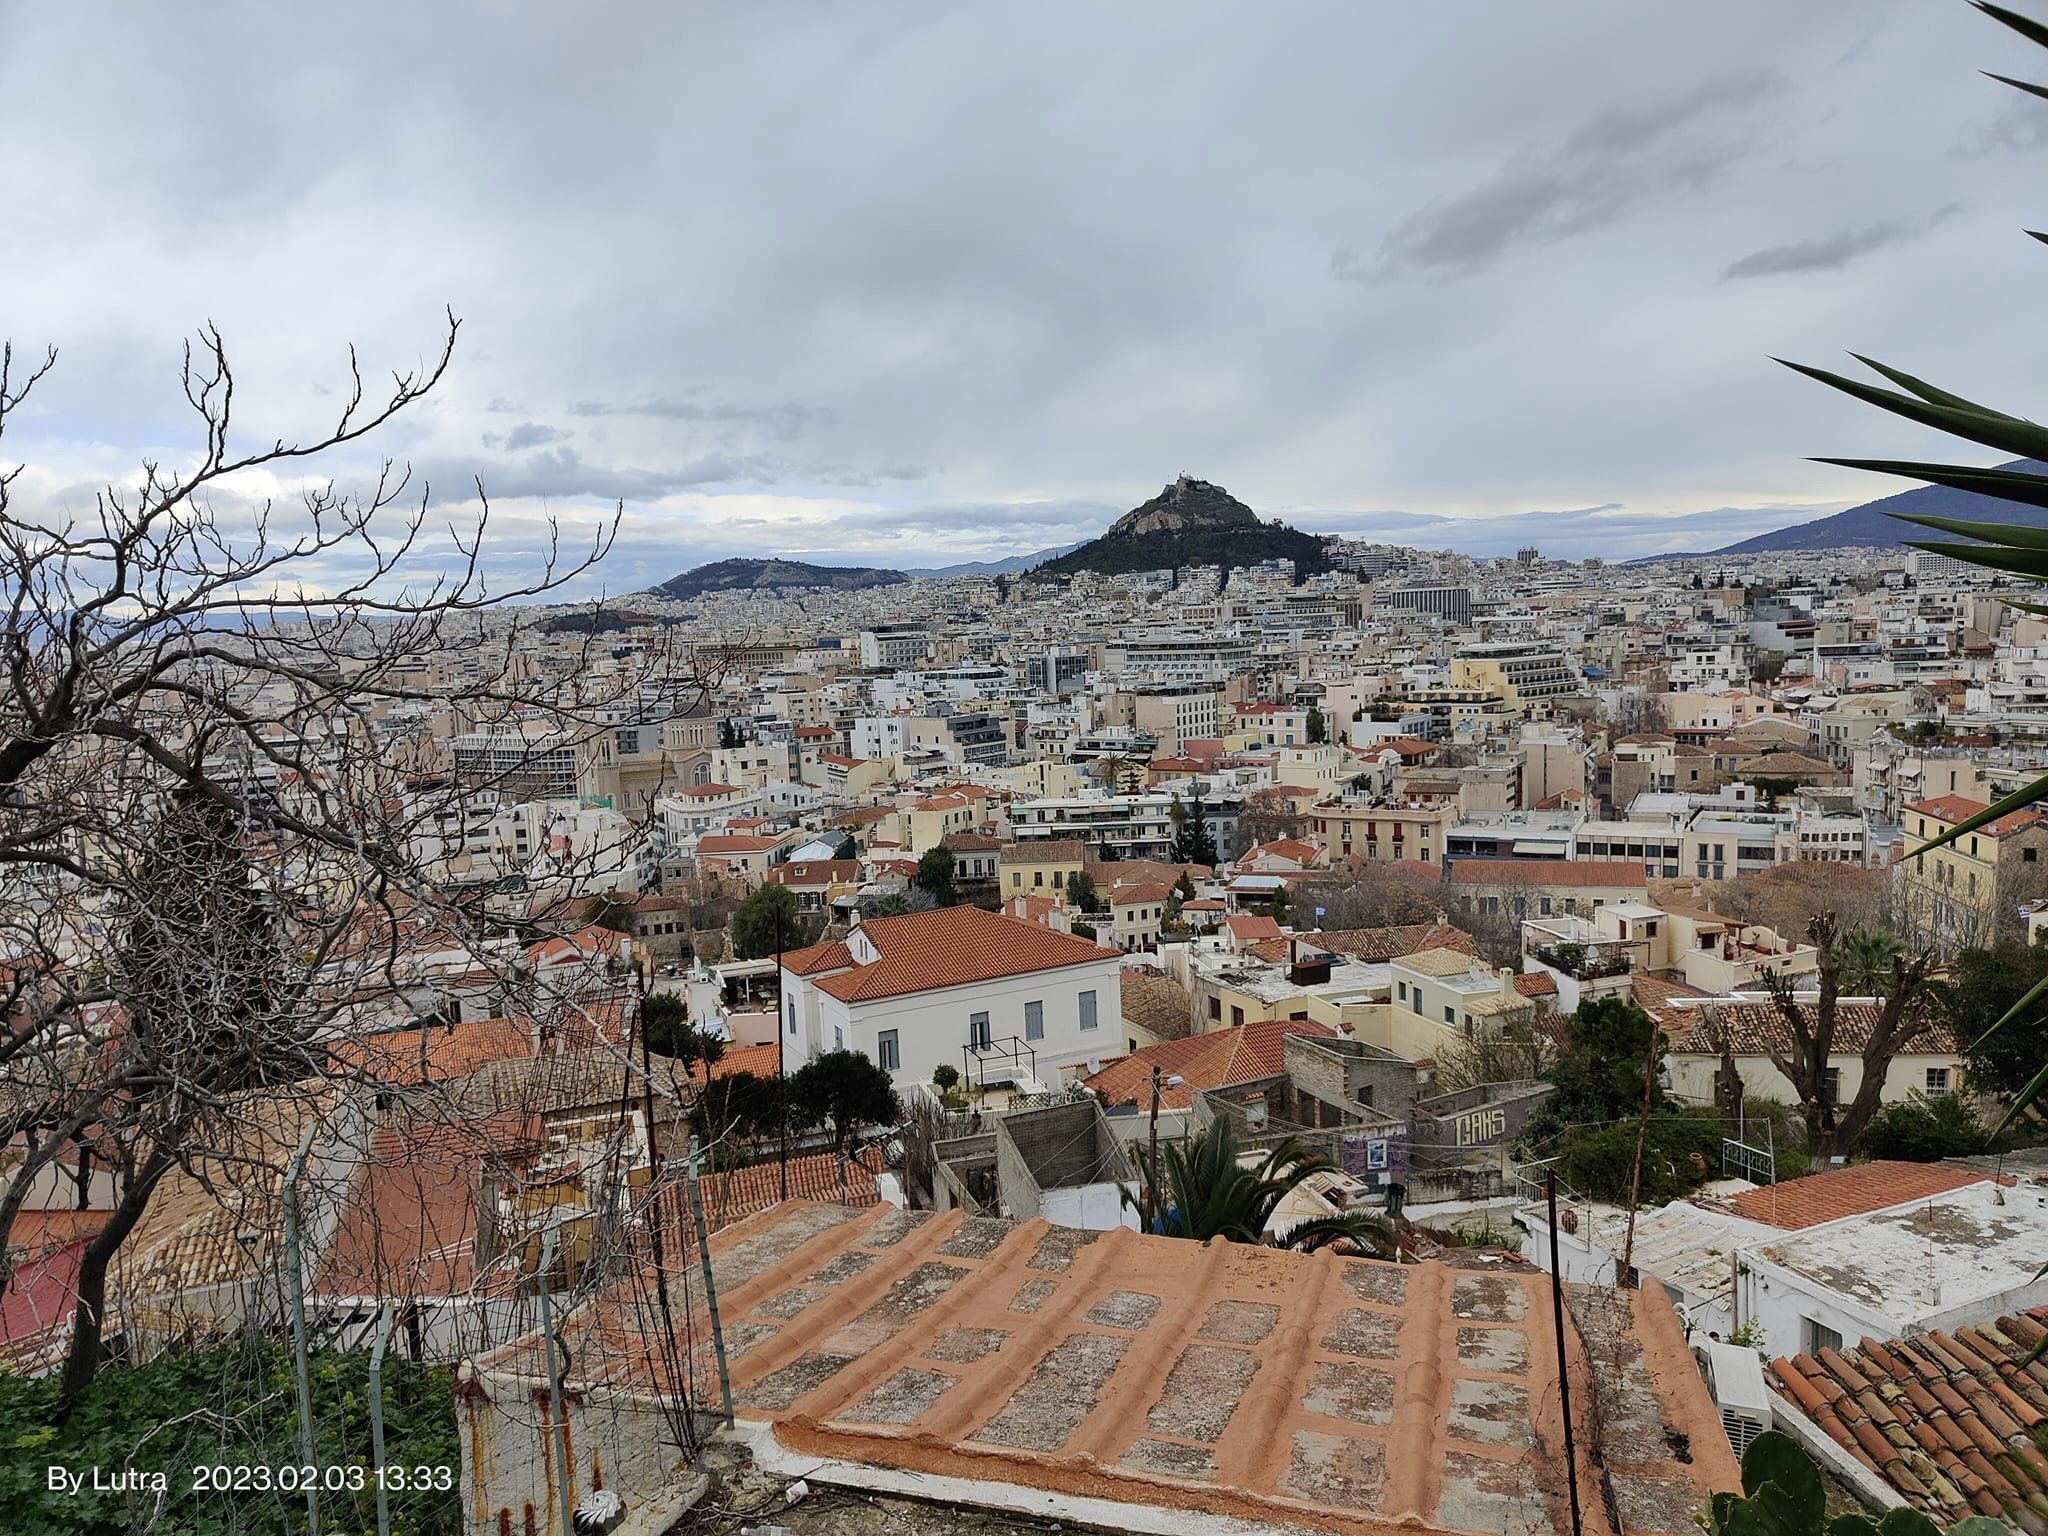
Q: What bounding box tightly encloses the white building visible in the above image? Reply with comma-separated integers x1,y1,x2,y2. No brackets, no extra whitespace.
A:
778,905,1124,1092
1733,1180,2048,1360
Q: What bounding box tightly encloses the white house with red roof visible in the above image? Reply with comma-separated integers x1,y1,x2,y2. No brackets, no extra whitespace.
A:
778,905,1125,1092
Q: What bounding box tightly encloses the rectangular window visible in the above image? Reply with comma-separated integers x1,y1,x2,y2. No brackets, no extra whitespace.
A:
834,1025,844,1051
1025,1000,1044,1041
1444,1005,1455,1024
1925,1066,1951,1097
1230,1005,1245,1027
787,997,797,1035
1823,1066,1842,1107
1208,997,1221,1020
1079,990,1098,1030
969,1011,991,1050
1803,1317,1843,1355
1397,981,1408,1003
877,1029,900,1072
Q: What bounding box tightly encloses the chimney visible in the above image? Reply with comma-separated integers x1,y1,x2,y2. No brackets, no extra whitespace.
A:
1498,966,1515,999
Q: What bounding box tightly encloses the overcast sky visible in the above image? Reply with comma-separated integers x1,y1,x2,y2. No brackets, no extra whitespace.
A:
5,1,2047,593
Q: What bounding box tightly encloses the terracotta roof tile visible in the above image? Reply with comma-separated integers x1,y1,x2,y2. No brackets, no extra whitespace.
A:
799,906,1109,1004
1907,794,2045,839
1082,1019,1334,1110
1667,1001,1957,1057
1724,1162,2001,1229
1771,1307,2048,1533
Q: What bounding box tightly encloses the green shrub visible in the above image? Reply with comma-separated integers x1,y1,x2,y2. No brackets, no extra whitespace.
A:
1860,1092,1990,1163
0,1334,458,1535
1555,1112,1724,1205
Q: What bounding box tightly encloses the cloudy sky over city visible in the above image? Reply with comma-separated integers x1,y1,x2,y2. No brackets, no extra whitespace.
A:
5,0,2047,592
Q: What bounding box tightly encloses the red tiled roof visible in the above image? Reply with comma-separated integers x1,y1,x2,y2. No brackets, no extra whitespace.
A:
333,1016,535,1084
1665,1001,1957,1056
1767,1309,2048,1526
1449,859,1648,888
781,938,853,976
799,906,1109,1004
696,834,782,854
1223,915,1284,940
693,1041,784,1083
768,859,859,886
1084,1019,1335,1110
1512,971,1558,998
1111,880,1173,906
1723,1161,2001,1230
1906,794,2044,838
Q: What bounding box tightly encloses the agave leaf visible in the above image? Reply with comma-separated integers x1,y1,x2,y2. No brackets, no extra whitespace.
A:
1992,1051,2048,1136
1829,1518,1882,1536
1815,458,2048,513
1986,69,2048,101
1906,772,2048,859
1975,1,2048,53
1778,359,2048,465
1848,353,1992,412
1894,513,2048,549
1998,597,2048,616
1902,541,2048,579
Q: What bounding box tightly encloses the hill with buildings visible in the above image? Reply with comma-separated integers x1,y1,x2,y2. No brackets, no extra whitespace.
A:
1699,460,2048,555
1031,475,1332,580
652,557,908,598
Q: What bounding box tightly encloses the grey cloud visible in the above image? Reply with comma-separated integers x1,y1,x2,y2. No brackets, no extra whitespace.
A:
1721,201,1961,279
1351,70,1782,282
484,421,570,451
1953,95,2048,158
0,2,2020,584
568,396,836,441
435,445,772,503
1721,217,1917,278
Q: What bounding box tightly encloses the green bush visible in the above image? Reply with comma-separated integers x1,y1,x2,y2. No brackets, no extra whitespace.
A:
0,1334,458,1535
1860,1092,1990,1163
1555,1112,1724,1205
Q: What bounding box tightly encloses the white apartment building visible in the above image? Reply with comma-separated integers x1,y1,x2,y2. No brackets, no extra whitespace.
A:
778,906,1124,1091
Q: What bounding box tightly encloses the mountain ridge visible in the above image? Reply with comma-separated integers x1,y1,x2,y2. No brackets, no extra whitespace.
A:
650,557,907,599
1684,460,2048,556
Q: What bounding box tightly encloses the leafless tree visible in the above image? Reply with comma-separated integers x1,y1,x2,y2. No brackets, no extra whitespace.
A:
0,318,723,1407
1757,914,1938,1162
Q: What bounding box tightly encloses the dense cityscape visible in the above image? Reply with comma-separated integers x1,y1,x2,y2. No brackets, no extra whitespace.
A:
17,3,2048,1536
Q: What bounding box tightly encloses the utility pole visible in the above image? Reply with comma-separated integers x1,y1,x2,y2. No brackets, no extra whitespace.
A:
775,900,787,1202
368,1302,395,1536
1545,1166,1585,1536
281,1124,322,1536
537,1224,575,1536
1146,1066,1163,1233
684,1138,736,1425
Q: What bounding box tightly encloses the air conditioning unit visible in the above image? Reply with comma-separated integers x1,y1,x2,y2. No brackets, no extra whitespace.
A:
1705,1340,1771,1457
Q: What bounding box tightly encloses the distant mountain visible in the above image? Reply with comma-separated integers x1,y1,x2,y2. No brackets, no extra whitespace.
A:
1697,460,2048,555
1030,476,1331,580
651,557,906,599
905,543,1080,578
